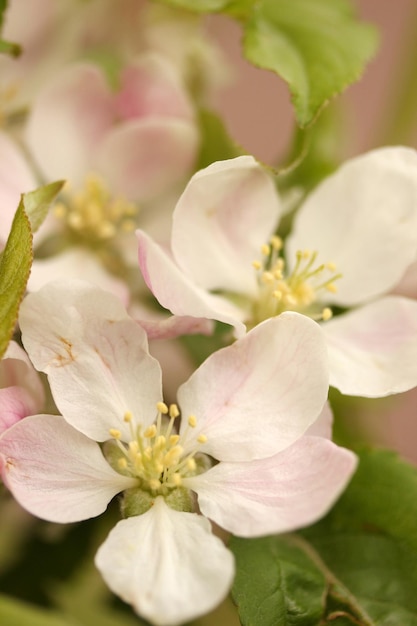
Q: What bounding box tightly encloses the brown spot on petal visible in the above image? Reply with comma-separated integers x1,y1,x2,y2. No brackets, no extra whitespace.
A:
54,337,76,367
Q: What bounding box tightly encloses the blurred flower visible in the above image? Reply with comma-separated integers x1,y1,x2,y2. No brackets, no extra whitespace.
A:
0,340,44,436
137,149,417,397
0,281,355,625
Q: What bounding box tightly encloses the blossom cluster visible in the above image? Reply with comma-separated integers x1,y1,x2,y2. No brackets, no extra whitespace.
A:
1,2,417,625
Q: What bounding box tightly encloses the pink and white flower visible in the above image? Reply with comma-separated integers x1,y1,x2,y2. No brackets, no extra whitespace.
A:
0,340,44,437
137,149,417,398
0,281,356,625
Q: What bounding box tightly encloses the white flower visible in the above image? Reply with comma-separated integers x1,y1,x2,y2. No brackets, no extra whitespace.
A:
0,281,356,625
137,150,417,397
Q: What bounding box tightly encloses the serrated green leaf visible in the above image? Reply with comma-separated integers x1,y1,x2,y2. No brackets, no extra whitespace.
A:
230,534,327,626
0,594,78,626
232,449,417,626
243,0,378,127
0,181,64,358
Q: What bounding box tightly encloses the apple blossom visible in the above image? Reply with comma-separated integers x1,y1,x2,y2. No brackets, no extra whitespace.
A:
137,149,417,397
0,281,356,625
0,340,45,436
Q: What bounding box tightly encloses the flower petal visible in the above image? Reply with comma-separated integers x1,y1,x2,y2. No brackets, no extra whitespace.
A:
178,313,329,462
185,436,357,536
171,156,281,294
137,229,247,336
26,63,114,184
287,147,417,305
95,497,235,626
115,53,194,122
324,295,417,397
97,118,198,202
0,414,135,523
29,247,130,305
19,281,162,441
0,131,37,244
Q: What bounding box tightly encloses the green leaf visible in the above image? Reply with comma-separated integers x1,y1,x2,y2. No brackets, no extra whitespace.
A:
0,0,21,57
231,449,417,625
231,534,327,625
0,594,78,626
243,0,378,126
0,181,64,358
153,0,231,11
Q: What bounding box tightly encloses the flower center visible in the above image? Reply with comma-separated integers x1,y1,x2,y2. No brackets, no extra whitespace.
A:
53,174,138,244
249,236,342,327
108,401,208,496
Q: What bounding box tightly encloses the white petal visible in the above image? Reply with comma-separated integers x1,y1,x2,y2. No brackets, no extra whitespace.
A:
25,63,114,184
287,147,417,305
29,248,130,305
178,313,329,462
305,401,333,439
19,281,162,441
171,156,281,294
0,414,135,523
137,229,247,336
95,497,235,626
1,340,44,409
324,295,417,397
185,437,357,536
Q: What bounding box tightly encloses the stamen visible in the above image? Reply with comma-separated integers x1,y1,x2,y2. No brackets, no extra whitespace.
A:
156,401,169,414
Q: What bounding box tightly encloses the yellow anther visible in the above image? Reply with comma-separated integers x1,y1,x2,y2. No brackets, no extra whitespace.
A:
128,441,139,454
144,425,157,438
302,249,311,259
169,434,180,446
187,458,197,472
262,271,274,284
270,235,283,250
188,415,197,428
261,243,271,256
326,283,338,293
272,290,282,300
164,446,183,466
156,401,169,414
53,203,67,218
169,404,180,419
118,458,128,470
322,307,333,321
273,269,283,280
252,260,262,270
326,262,337,271
109,428,122,439
197,434,208,444
124,411,133,422
121,219,136,232
155,435,166,448
149,479,162,491
171,473,182,486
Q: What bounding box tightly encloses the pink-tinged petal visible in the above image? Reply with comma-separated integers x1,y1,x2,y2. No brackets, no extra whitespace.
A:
135,313,213,340
287,147,417,306
178,313,329,462
25,63,114,184
116,53,194,122
0,387,37,434
95,497,234,626
324,295,417,397
0,414,136,523
185,437,357,536
0,132,37,243
392,258,417,299
1,341,44,407
29,248,130,305
97,118,198,202
171,156,281,295
305,401,333,439
19,281,162,441
137,230,247,336
0,341,45,433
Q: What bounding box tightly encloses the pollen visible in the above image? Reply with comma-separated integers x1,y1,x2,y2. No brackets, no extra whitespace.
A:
107,403,209,497
250,242,342,326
